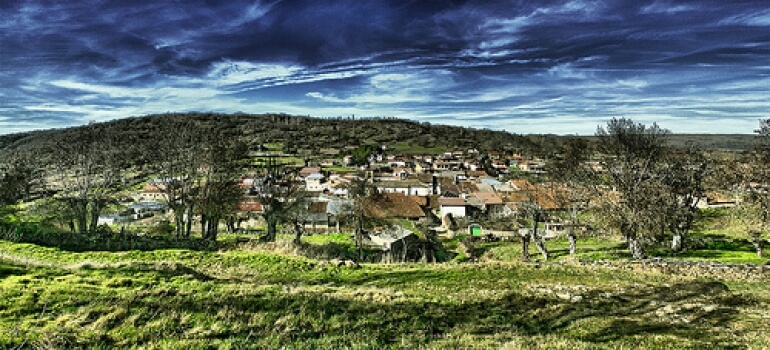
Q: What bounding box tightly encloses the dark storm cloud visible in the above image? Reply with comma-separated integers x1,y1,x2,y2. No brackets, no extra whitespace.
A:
0,0,767,134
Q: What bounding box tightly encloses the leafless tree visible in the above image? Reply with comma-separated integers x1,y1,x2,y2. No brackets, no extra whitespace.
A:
256,156,307,242
196,127,248,241
49,124,124,234
548,138,596,256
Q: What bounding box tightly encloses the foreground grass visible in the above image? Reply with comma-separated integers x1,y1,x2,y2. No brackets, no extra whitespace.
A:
1,240,769,349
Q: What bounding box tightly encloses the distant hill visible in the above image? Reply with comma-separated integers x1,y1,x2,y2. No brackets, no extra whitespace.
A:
0,114,755,163
665,134,756,152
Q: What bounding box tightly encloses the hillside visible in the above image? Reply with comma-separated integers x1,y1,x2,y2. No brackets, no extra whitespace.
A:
0,114,755,163
0,113,543,162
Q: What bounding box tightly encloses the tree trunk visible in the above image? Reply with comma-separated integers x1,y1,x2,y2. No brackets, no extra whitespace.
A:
532,220,549,261
627,236,647,259
207,216,219,241
88,200,103,234
293,221,303,245
355,212,364,262
568,228,577,256
184,206,194,238
175,213,185,238
671,232,684,252
520,231,531,262
172,205,185,237
265,217,278,242
750,230,765,258
77,205,88,234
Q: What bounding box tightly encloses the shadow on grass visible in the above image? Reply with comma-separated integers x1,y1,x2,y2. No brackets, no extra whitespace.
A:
0,262,27,279
40,274,750,348
1,225,220,253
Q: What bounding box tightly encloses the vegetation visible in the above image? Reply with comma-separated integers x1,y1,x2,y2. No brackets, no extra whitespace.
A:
1,236,768,349
1,113,769,348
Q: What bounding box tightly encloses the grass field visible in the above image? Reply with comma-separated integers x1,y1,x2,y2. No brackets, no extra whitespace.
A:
1,233,769,349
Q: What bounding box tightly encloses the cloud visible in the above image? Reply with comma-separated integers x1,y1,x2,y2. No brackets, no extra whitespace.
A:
0,0,767,135
719,8,770,26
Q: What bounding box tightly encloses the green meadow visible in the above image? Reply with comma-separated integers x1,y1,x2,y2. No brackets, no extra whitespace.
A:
1,232,768,349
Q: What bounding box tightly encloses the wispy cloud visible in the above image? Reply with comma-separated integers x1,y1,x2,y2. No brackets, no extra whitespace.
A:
0,0,767,135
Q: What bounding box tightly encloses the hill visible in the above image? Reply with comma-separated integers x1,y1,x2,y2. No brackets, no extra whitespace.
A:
0,113,544,162
0,114,755,164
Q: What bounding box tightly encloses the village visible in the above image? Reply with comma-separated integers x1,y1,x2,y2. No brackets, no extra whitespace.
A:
102,145,736,258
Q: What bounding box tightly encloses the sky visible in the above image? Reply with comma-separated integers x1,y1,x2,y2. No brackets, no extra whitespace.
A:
0,0,768,135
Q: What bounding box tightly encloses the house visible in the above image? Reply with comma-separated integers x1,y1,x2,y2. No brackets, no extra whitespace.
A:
365,225,422,262
470,191,504,207
433,160,461,171
298,167,322,178
97,214,132,226
438,196,466,219
376,179,433,197
414,162,432,174
362,193,426,220
367,226,416,251
127,201,168,219
304,172,327,192
703,192,737,208
237,197,264,213
134,180,170,202
392,167,413,179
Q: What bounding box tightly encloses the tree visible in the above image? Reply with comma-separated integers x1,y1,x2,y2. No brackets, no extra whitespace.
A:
547,138,596,256
517,193,550,261
596,118,670,259
662,145,708,252
257,157,307,242
49,124,124,234
146,118,204,238
197,127,248,241
0,157,30,220
736,119,770,257
346,173,379,262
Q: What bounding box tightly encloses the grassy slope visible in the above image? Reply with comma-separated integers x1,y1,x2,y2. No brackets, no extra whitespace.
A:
1,239,768,349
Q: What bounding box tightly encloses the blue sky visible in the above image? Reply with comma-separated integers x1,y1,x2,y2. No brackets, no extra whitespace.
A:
0,0,768,135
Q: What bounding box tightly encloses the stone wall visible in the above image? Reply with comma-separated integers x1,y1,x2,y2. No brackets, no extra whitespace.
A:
578,259,770,282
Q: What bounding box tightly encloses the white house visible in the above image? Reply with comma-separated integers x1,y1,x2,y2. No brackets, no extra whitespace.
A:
304,172,327,192
438,196,466,218
376,180,432,197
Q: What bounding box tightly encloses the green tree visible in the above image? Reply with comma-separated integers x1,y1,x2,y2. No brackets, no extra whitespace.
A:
663,145,708,252
596,118,670,259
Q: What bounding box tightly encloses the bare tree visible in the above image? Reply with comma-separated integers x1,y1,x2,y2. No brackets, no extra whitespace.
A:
596,118,670,259
548,138,596,256
347,173,378,262
49,124,124,234
256,156,307,242
197,128,248,241
734,119,770,257
517,198,550,261
146,118,204,238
